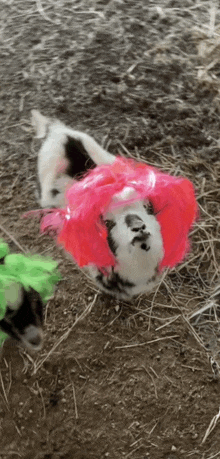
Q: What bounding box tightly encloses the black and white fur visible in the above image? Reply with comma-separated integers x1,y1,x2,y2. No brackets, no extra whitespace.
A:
0,257,44,350
32,112,164,299
31,110,115,208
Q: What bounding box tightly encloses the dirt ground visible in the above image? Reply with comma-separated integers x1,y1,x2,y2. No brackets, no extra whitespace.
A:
0,1,220,458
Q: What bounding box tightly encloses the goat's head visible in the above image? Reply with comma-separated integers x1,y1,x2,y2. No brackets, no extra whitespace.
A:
0,240,61,351
0,284,44,351
104,188,163,266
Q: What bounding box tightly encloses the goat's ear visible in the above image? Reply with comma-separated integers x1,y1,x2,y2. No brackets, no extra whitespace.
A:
31,110,50,139
5,283,23,310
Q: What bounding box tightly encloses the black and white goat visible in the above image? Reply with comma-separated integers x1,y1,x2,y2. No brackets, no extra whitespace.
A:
0,249,56,351
32,111,197,300
0,267,44,352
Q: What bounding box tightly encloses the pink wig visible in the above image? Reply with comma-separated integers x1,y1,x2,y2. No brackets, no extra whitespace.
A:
40,157,198,271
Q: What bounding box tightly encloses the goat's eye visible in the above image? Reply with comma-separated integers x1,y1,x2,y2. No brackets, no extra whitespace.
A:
104,219,116,232
51,189,60,197
144,202,154,215
5,306,15,318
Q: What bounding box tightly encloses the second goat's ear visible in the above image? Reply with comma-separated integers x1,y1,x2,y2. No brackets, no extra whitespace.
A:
31,110,50,139
4,283,24,311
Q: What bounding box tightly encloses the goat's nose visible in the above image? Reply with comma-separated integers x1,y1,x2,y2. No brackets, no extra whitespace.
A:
29,334,42,347
23,325,43,350
125,214,146,232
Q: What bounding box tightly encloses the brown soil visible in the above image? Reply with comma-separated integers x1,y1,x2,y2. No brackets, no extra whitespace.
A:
0,1,220,458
